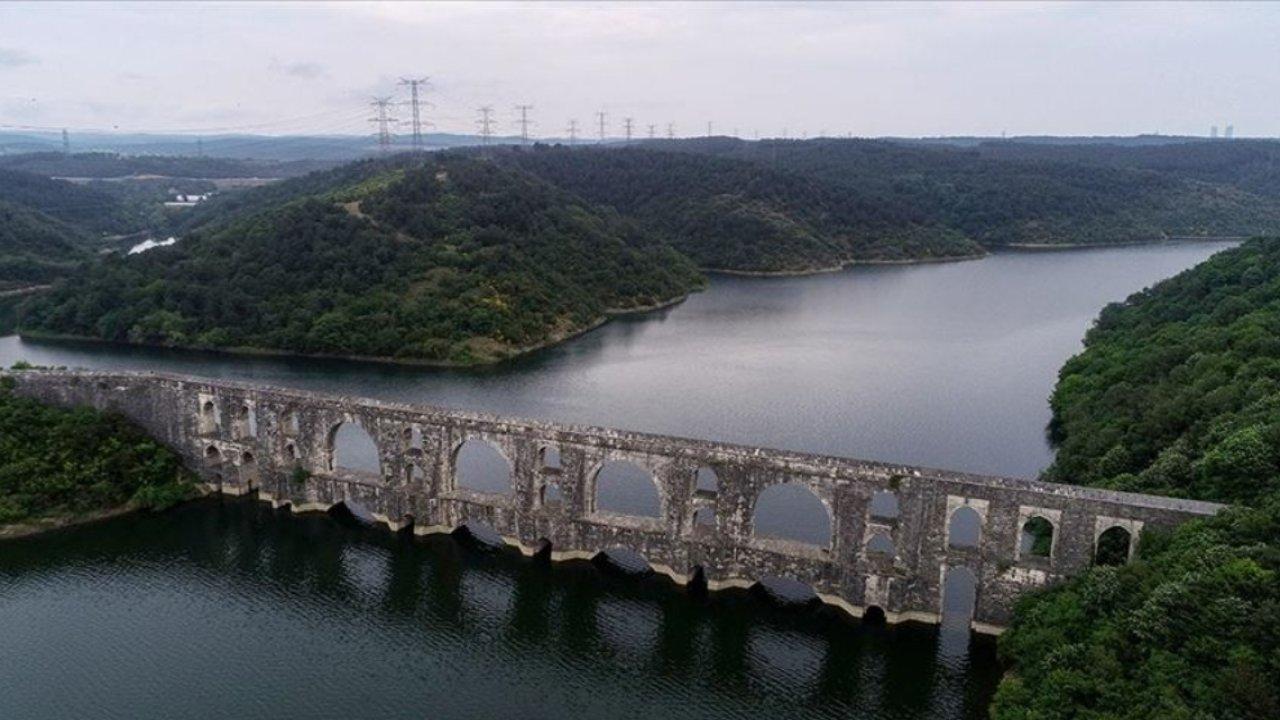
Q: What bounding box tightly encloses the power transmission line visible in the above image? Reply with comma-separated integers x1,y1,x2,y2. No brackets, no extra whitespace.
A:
566,118,579,145
596,110,607,143
706,121,713,137
476,105,495,145
647,124,656,140
667,122,675,139
623,117,634,142
368,97,397,152
514,104,533,143
398,76,430,150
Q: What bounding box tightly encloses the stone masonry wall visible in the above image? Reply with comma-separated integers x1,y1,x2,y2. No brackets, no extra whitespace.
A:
6,370,1224,632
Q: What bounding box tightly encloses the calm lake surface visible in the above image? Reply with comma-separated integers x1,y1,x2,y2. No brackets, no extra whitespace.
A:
0,242,1236,719
0,241,1237,476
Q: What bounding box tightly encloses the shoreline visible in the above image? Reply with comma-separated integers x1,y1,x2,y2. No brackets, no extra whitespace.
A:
704,251,989,278
0,503,144,540
1001,236,1247,251
15,291,694,371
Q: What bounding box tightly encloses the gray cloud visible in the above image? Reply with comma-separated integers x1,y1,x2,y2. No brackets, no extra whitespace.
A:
270,59,327,80
0,47,36,68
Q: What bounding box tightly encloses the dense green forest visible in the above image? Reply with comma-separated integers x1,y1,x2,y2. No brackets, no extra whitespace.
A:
494,146,980,272
653,137,1280,247
993,498,1279,719
0,167,162,286
1044,238,1280,504
0,372,195,526
975,139,1280,201
0,167,145,235
994,238,1280,719
0,200,92,285
18,156,703,365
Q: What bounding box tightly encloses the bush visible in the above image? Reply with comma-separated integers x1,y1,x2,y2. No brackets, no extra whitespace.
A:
0,386,196,524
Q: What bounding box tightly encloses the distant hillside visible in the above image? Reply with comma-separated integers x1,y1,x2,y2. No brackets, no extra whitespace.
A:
972,139,1280,201
18,156,703,365
0,168,144,236
651,137,1280,247
494,146,980,273
0,152,333,180
0,201,91,285
0,168,157,288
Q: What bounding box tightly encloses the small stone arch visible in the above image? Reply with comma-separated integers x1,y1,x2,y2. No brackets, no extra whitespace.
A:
281,408,300,436
695,466,718,494
870,490,899,520
239,450,259,487
751,482,832,547
941,565,978,622
204,444,222,464
947,506,983,549
539,445,561,470
233,403,256,440
693,506,715,528
404,461,426,485
1020,515,1056,559
596,546,652,574
1095,525,1134,565
328,421,382,475
593,460,662,517
866,531,896,558
540,481,563,507
198,400,217,435
453,438,513,495
283,441,299,461
403,425,422,450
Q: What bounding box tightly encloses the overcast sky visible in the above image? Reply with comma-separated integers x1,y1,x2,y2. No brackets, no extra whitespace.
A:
2,1,1278,139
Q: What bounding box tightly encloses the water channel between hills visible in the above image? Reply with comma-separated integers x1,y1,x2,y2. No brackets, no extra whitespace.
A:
0,242,1237,719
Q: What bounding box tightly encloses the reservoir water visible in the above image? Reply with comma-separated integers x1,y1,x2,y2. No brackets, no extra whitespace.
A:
0,242,1236,719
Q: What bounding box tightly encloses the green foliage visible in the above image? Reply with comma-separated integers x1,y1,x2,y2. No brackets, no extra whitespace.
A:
999,237,1280,719
657,137,1280,247
0,386,196,524
1045,237,1280,505
495,145,981,272
19,156,704,365
0,168,144,236
993,499,1280,720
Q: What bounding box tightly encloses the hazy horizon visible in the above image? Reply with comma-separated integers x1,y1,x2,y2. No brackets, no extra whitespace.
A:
2,1,1279,140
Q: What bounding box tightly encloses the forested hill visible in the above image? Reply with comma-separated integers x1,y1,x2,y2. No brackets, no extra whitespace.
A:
18,156,703,365
651,137,1280,247
974,139,1280,201
992,237,1280,719
1044,236,1280,504
0,168,147,287
493,146,981,272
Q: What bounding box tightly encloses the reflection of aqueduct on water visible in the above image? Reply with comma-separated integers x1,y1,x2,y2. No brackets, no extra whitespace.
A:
10,371,1223,633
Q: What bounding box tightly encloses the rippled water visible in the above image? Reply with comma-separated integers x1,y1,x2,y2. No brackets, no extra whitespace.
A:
0,501,999,720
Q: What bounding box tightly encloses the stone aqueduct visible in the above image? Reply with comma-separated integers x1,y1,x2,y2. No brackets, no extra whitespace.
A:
9,370,1223,633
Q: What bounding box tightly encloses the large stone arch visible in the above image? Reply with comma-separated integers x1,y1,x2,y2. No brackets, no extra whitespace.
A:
751,481,833,548
947,506,983,549
451,437,514,495
592,459,663,518
327,419,382,476
941,564,978,623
